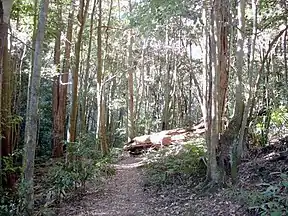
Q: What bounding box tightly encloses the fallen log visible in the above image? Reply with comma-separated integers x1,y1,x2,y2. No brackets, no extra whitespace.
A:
123,127,205,154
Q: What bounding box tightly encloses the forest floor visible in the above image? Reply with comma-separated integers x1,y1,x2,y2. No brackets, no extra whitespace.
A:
58,136,288,216
59,156,155,216
58,154,246,216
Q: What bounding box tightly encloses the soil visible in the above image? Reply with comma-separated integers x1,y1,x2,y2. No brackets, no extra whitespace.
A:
59,136,288,216
58,154,247,216
59,156,156,216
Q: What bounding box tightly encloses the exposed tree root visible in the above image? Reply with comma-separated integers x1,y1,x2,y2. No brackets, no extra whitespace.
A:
201,181,222,193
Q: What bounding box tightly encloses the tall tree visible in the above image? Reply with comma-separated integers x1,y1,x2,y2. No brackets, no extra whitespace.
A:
0,0,14,188
22,0,49,214
52,0,75,157
229,0,246,182
69,0,90,142
202,0,230,185
96,0,109,155
52,0,64,158
80,0,97,133
127,0,136,140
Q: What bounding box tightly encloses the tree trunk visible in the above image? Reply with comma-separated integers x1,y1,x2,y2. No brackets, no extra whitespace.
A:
23,0,49,214
69,0,89,142
0,0,14,189
227,0,246,183
202,0,213,182
96,0,109,155
52,1,64,158
238,0,258,158
209,0,221,183
127,0,135,140
52,0,74,157
80,0,97,134
217,0,229,130
162,27,171,130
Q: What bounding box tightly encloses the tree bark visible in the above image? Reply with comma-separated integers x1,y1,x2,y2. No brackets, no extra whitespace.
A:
23,0,49,214
52,0,64,158
80,0,97,134
69,0,89,142
96,0,109,155
0,0,14,189
127,0,136,140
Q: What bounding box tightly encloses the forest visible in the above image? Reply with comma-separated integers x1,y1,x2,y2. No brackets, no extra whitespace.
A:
0,0,287,215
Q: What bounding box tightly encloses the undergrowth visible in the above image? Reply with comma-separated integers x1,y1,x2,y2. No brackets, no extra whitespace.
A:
234,173,288,216
42,138,116,213
143,138,207,189
0,134,117,216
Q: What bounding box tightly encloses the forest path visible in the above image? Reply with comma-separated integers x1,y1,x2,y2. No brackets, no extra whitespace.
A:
59,155,155,216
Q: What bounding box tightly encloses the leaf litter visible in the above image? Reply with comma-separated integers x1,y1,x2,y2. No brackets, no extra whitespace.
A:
58,135,288,216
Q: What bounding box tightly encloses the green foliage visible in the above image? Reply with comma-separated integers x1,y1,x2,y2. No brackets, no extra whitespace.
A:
0,190,20,216
111,127,127,148
243,173,288,215
1,150,23,186
131,0,202,36
144,139,206,188
11,0,35,20
252,106,288,146
38,78,53,157
0,180,29,216
46,135,116,205
270,106,288,131
108,147,125,163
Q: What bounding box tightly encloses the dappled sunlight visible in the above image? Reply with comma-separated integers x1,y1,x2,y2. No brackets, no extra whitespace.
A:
2,0,288,215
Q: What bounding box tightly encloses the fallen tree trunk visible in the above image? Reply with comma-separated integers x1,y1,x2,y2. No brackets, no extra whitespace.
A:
123,126,205,154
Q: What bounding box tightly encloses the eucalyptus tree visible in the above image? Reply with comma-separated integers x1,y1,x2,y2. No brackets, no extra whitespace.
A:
80,0,97,134
69,0,90,143
23,0,49,214
52,0,63,158
127,0,136,140
96,0,109,155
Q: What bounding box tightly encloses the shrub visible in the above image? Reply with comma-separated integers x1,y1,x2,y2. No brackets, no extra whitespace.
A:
0,180,28,216
143,138,207,188
244,173,288,215
45,134,116,206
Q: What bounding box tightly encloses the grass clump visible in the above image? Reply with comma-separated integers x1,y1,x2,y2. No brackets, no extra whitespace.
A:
143,138,207,189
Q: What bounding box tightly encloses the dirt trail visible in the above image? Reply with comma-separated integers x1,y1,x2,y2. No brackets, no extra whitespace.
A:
59,156,155,216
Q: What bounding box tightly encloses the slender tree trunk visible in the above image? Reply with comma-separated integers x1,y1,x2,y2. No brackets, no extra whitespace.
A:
127,0,135,140
96,0,108,155
229,0,246,183
209,0,221,183
81,0,97,134
238,0,258,157
23,0,49,214
69,0,89,142
202,0,213,182
284,1,287,103
217,0,229,130
162,27,171,130
52,1,63,158
102,0,113,145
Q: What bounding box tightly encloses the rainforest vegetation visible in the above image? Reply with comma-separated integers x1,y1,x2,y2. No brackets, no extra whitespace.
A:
0,0,287,215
